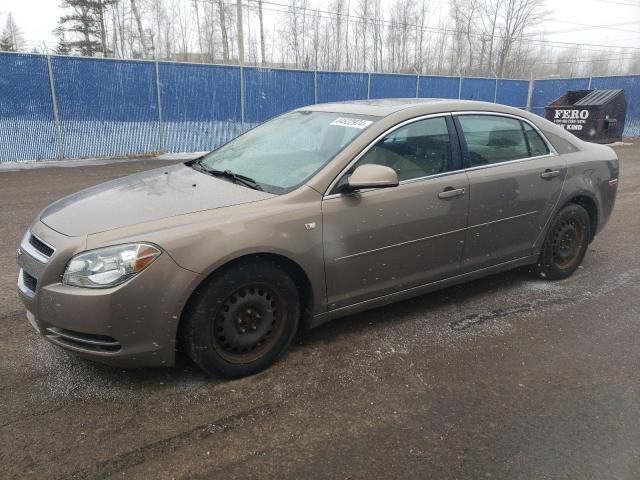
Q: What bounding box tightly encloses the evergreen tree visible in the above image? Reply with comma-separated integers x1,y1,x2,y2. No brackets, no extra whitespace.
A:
54,27,72,55
0,13,24,52
0,32,13,52
57,0,115,57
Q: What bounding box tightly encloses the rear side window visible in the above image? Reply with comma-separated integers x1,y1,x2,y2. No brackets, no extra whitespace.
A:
355,116,453,182
458,115,529,166
523,122,550,157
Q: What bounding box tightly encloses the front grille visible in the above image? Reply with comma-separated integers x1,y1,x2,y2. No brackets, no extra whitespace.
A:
22,271,37,292
29,234,54,258
45,327,121,352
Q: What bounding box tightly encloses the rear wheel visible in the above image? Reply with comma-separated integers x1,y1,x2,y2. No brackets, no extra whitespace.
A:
182,259,300,378
535,204,591,280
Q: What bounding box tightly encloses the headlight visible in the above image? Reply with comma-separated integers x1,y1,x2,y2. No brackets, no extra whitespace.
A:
62,243,161,288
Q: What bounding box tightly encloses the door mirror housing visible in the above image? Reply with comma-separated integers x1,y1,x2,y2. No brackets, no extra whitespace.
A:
342,164,399,192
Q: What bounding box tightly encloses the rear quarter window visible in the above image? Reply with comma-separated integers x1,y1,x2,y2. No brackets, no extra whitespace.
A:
523,122,550,157
541,130,581,154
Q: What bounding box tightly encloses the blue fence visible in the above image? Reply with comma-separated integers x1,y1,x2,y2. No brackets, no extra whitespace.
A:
0,53,58,161
159,62,242,153
0,51,638,162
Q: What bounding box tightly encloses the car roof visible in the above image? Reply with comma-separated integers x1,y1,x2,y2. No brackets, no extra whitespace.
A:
299,98,583,155
302,98,523,118
302,98,451,116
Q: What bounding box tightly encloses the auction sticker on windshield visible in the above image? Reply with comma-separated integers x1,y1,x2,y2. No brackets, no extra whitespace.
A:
330,117,373,129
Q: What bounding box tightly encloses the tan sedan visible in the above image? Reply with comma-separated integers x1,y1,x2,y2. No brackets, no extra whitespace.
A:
17,99,619,377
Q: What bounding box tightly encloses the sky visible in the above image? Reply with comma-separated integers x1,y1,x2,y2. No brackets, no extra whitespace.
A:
0,0,639,56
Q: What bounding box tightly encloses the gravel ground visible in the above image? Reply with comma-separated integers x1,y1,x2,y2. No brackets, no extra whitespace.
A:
1,142,639,479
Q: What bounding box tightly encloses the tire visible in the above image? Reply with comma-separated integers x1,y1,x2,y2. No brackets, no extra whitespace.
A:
181,258,300,378
535,204,591,280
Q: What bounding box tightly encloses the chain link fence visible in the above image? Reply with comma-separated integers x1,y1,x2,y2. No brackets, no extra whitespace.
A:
0,51,637,163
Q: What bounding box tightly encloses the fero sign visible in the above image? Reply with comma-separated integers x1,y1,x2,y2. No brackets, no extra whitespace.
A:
545,89,626,144
552,108,590,131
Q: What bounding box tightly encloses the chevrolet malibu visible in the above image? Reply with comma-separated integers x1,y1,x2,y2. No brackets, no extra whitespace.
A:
17,99,619,378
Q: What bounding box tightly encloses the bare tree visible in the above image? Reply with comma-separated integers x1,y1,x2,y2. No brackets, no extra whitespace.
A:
193,0,204,60
495,0,545,76
130,0,149,56
44,0,640,78
257,0,266,65
237,0,245,63
218,0,230,62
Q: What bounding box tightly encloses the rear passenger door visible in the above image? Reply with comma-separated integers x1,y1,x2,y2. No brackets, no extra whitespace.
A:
455,113,566,272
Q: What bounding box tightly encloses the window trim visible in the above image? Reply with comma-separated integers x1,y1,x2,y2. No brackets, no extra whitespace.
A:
323,110,558,200
452,111,558,172
324,113,460,198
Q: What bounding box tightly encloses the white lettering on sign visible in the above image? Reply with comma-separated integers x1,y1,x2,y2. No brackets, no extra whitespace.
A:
553,109,590,121
330,117,373,129
551,108,591,132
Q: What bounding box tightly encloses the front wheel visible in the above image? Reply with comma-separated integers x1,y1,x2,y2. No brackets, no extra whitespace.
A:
535,204,591,280
181,259,300,378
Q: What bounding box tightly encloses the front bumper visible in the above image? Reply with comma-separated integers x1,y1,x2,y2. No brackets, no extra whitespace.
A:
17,222,200,368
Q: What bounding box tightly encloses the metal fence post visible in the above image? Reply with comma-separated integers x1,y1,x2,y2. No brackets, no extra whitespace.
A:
46,54,63,160
526,74,534,112
239,64,245,128
314,69,318,104
415,74,420,98
588,76,593,89
154,61,165,152
367,73,371,99
493,78,499,103
458,77,463,99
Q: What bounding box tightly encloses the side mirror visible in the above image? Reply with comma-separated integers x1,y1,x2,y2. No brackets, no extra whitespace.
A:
342,164,399,192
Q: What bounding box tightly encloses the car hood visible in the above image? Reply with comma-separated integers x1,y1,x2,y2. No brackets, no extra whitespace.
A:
40,163,275,236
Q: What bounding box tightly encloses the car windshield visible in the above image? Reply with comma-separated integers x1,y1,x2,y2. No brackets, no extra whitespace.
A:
197,111,378,194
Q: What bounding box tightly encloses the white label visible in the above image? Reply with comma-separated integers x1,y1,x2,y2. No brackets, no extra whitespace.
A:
330,117,373,129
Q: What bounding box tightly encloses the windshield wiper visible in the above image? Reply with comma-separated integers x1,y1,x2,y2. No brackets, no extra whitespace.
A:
192,162,263,191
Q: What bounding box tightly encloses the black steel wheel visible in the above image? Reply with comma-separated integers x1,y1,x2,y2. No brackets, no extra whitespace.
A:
181,258,300,378
212,284,287,364
536,204,591,280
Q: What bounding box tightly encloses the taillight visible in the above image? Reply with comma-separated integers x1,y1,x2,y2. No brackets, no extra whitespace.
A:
608,178,618,188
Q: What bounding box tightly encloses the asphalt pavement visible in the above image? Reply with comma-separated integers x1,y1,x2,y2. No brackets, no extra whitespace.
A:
1,143,639,479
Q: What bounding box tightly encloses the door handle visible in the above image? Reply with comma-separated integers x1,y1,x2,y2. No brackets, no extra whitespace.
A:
438,187,466,199
541,169,561,179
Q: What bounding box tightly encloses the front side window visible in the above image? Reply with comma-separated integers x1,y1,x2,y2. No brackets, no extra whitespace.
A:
198,111,377,193
458,115,529,166
353,116,453,182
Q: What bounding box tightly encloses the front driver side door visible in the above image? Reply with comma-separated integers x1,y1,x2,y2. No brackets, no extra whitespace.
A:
322,114,469,310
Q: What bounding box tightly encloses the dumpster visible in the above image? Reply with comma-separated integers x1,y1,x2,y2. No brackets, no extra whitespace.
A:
545,89,627,143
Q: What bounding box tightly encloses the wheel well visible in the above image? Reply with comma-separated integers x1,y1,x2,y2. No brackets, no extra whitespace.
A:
178,253,314,344
568,195,598,241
